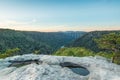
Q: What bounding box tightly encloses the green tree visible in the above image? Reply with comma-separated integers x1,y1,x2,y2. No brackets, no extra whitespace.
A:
95,33,120,64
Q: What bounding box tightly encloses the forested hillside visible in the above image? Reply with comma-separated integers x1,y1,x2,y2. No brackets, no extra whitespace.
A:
0,29,85,55
55,31,120,64
69,31,120,52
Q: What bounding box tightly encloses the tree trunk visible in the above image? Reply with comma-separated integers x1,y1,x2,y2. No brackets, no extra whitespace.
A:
112,56,115,63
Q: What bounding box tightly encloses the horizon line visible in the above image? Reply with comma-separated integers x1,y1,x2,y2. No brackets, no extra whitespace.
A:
0,28,120,32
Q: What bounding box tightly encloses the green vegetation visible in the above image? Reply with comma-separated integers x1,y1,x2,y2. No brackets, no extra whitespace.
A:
0,29,84,55
0,48,20,58
70,31,120,52
0,29,120,64
33,50,41,54
95,33,120,64
54,47,94,57
54,47,114,59
55,32,120,64
96,52,114,59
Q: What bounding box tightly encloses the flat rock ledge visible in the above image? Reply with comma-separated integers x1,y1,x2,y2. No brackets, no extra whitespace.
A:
0,54,120,80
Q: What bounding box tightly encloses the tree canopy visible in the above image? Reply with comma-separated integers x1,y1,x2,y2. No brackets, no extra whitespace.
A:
95,33,120,64
0,29,84,55
95,33,120,52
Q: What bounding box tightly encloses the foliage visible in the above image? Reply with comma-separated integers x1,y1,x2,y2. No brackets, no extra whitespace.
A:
96,51,114,59
0,48,20,58
70,31,120,52
94,33,120,64
94,33,120,52
55,32,120,64
0,29,84,55
54,47,95,57
54,47,115,62
33,50,41,54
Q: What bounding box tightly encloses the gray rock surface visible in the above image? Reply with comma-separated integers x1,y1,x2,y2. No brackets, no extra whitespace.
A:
0,54,120,80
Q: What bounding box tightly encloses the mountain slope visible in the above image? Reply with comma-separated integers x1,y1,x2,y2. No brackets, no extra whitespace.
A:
0,29,85,55
69,30,120,52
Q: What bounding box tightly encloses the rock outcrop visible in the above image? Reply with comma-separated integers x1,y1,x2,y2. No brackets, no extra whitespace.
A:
0,54,120,80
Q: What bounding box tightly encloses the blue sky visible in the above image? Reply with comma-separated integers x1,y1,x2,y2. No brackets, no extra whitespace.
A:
0,0,120,32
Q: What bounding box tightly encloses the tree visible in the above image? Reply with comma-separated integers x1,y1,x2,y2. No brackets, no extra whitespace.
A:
95,33,120,64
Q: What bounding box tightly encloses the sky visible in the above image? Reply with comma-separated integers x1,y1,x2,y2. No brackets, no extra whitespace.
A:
0,0,120,32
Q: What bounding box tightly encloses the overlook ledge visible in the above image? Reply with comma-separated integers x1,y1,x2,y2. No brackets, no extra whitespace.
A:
0,54,120,80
